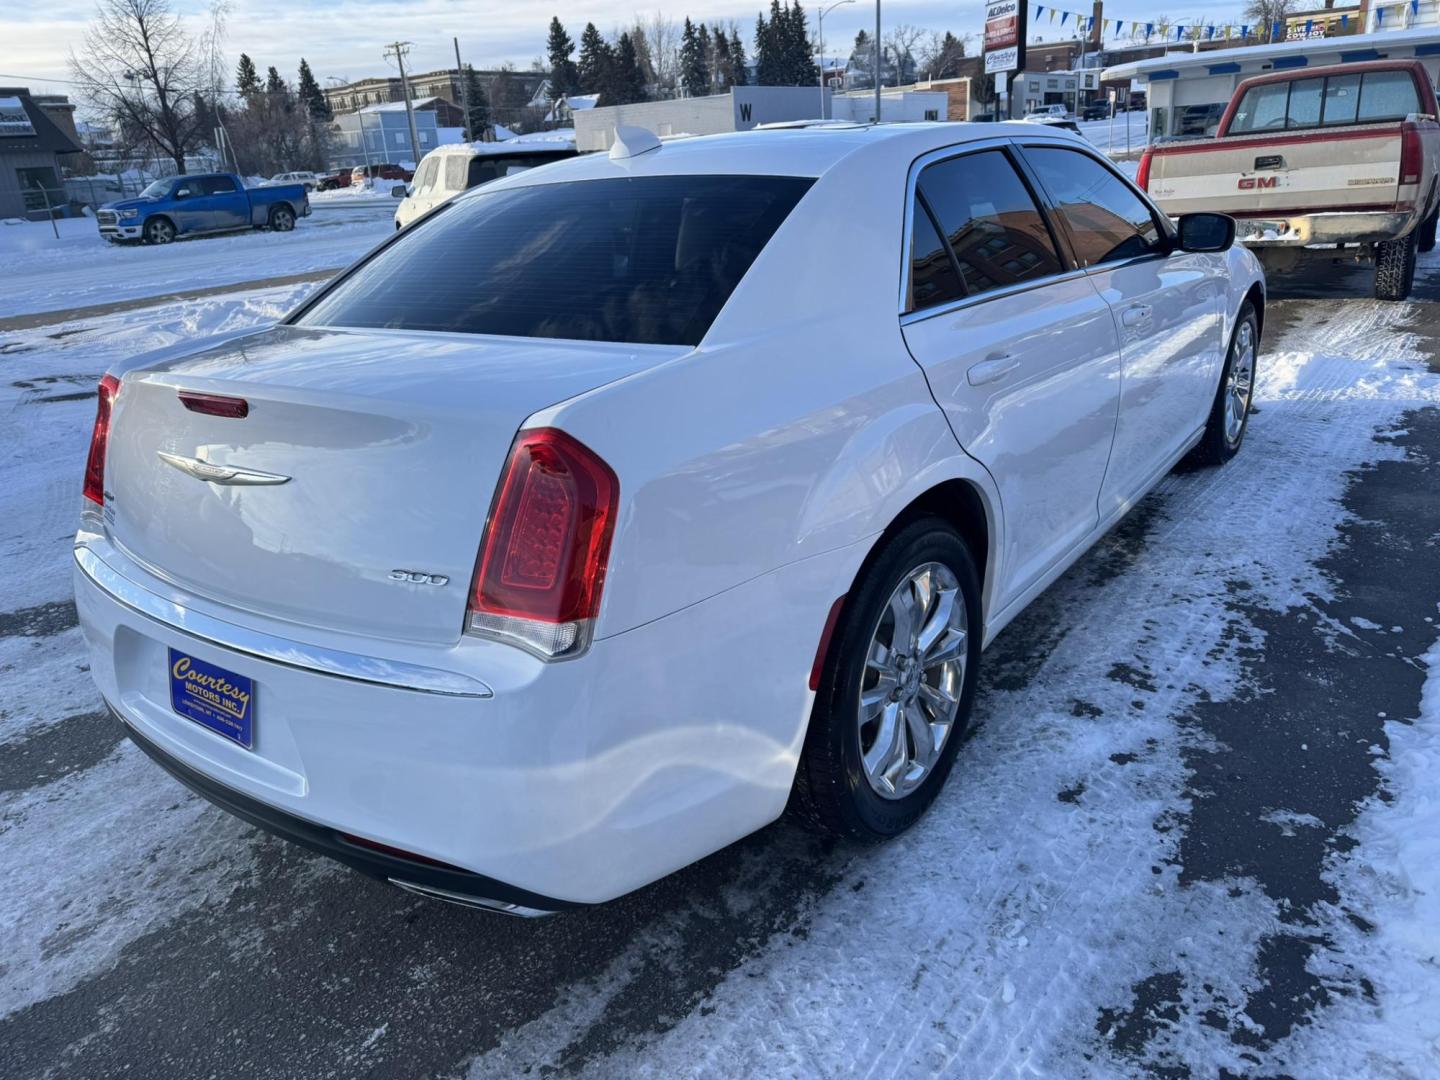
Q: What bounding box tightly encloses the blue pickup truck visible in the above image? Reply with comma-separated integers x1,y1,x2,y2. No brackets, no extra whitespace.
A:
96,172,310,245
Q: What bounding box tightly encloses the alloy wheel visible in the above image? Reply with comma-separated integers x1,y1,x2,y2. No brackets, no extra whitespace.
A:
857,561,968,800
1225,320,1255,444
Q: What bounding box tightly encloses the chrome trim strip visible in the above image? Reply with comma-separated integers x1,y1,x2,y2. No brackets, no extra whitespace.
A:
387,878,555,917
74,544,493,698
899,267,1092,326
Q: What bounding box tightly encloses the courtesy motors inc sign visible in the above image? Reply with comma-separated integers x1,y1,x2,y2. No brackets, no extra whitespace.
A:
984,0,1027,75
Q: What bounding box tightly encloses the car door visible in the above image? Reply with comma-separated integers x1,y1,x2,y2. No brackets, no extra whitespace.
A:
899,144,1123,611
168,178,210,233
1020,143,1225,517
204,175,250,229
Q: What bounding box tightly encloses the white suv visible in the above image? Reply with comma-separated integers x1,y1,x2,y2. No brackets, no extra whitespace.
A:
267,171,320,191
395,135,576,229
75,124,1263,915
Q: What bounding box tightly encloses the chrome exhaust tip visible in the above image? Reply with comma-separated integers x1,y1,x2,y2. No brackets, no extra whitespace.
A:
388,878,556,918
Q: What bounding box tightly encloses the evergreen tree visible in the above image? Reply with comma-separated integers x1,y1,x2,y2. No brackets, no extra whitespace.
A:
296,59,330,122
730,29,749,86
235,53,260,102
755,6,781,85
614,32,648,104
265,66,292,109
462,64,490,138
786,2,818,85
546,17,580,102
697,25,713,92
680,18,709,97
577,22,612,98
850,29,873,89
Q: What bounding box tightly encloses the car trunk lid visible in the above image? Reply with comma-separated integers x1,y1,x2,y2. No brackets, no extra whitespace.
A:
104,324,683,645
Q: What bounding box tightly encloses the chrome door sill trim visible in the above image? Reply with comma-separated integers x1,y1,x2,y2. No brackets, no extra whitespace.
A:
75,544,492,698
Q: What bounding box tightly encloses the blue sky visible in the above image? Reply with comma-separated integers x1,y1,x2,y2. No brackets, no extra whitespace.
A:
5,0,1248,103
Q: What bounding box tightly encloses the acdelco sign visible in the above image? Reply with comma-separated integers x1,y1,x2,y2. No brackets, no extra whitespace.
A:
983,0,1027,75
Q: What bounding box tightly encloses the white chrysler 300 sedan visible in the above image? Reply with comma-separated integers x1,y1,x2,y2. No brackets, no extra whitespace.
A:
75,123,1264,915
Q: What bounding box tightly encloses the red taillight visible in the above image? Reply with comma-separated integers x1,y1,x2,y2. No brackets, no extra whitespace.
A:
1400,123,1422,186
467,428,618,659
1136,148,1153,192
83,374,120,506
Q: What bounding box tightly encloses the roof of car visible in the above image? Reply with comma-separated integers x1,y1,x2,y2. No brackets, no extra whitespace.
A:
474,122,1083,191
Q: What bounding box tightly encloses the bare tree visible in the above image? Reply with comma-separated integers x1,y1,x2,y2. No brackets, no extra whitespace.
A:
70,0,207,174
917,30,969,80
641,12,680,98
884,25,926,85
1245,0,1296,41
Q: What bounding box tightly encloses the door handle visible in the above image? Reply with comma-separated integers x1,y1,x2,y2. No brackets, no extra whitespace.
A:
1121,304,1152,328
967,353,1020,386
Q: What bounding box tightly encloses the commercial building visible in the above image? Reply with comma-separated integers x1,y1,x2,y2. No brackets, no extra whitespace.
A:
573,85,949,152
0,87,82,219
1103,25,1440,139
328,98,464,169
323,69,546,117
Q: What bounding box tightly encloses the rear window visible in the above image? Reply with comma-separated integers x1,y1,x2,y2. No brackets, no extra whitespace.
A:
1230,69,1422,132
296,174,812,347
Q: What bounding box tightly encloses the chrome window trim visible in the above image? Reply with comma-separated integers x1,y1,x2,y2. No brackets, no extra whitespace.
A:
898,135,1076,317
75,544,494,699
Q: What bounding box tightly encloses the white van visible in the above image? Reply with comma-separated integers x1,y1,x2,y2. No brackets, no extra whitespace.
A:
394,133,578,230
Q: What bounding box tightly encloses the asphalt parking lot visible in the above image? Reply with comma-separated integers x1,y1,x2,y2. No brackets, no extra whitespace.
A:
2,254,1438,1078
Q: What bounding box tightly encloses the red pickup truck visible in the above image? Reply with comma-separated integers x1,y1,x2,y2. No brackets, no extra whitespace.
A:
1138,60,1440,300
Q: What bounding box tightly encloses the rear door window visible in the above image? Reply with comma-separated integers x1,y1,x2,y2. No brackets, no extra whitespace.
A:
204,176,238,195
1230,82,1291,132
413,157,440,193
1024,146,1164,267
296,174,813,347
907,149,1062,312
1322,74,1361,125
443,155,469,191
1287,78,1324,128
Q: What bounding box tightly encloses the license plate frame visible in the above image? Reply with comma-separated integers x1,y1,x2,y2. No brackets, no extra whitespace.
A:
167,648,255,749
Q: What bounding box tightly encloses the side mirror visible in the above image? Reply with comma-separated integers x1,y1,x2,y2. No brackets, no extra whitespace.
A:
1177,212,1235,253
175,186,193,199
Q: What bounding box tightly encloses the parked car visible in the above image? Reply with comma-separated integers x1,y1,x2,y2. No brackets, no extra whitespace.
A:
1025,104,1070,120
1081,101,1111,121
351,162,413,189
75,123,1262,914
316,170,351,192
1137,59,1440,300
96,172,310,244
395,135,578,229
268,170,320,192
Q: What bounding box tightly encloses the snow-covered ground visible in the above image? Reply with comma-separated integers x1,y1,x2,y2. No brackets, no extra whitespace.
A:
1078,110,1149,155
1,246,1438,1076
0,206,393,319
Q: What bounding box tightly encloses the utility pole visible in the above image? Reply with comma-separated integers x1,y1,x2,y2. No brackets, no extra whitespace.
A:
384,41,423,167
454,38,471,141
873,0,882,123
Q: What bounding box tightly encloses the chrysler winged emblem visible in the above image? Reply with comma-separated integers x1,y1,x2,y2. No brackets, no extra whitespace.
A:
157,451,291,486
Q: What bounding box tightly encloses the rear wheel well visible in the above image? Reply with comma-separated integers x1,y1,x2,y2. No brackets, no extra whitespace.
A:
878,480,991,599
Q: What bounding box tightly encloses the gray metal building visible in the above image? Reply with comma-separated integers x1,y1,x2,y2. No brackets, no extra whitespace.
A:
0,88,82,219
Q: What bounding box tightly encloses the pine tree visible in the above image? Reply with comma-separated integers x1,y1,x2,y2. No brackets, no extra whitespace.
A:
730,29,749,86
265,66,292,109
697,25,713,93
235,53,260,102
546,17,580,102
850,29,873,89
755,6,781,85
463,64,490,138
680,18,709,97
614,33,648,104
786,2,818,85
577,22,612,99
296,59,330,122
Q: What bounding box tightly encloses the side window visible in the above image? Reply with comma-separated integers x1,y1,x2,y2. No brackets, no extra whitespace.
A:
1357,70,1421,122
467,158,505,187
444,154,469,191
1025,147,1164,268
908,202,966,311
909,149,1062,311
1230,82,1290,133
1287,78,1324,128
413,158,439,193
205,176,238,195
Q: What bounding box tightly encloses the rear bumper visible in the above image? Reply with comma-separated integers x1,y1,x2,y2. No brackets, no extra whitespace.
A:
115,707,572,916
74,527,855,904
1233,210,1414,247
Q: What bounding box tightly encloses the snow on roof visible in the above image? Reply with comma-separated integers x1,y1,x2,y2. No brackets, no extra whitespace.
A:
544,93,601,122
360,96,439,114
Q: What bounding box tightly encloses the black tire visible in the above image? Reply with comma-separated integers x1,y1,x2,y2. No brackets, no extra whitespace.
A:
1187,301,1259,468
1419,212,1437,254
268,205,296,232
143,217,175,245
1375,231,1417,301
790,517,983,842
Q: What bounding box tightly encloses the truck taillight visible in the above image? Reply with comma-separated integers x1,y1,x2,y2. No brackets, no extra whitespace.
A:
467,428,618,660
1400,123,1422,186
1136,148,1153,192
83,374,120,506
